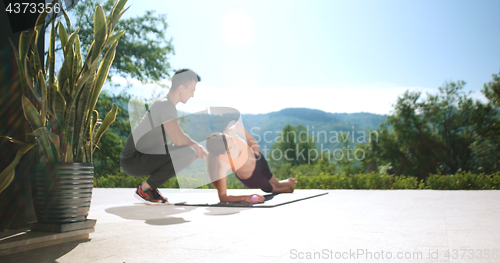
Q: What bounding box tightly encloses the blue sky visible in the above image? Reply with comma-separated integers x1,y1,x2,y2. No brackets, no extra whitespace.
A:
105,0,500,115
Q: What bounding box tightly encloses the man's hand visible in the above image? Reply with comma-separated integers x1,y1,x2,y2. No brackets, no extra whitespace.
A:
192,143,208,160
247,139,260,156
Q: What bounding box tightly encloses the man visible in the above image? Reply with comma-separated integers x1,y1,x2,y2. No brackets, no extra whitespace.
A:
120,69,208,205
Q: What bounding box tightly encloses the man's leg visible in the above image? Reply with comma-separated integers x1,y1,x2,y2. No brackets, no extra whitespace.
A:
145,145,196,189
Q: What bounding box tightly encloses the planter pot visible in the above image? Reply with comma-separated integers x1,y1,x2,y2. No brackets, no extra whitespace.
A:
32,163,94,224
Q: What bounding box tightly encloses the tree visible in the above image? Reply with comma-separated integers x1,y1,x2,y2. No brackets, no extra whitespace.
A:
374,79,500,178
71,0,174,84
471,72,500,173
269,124,319,168
93,91,131,177
483,71,500,108
377,90,444,179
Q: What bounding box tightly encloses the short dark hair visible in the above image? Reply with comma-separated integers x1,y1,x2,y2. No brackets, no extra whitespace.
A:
171,69,201,91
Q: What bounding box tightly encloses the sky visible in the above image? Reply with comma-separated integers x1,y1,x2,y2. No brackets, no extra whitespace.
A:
102,0,500,115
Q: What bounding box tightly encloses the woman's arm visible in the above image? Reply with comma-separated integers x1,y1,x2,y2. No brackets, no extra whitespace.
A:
212,169,264,203
226,122,260,155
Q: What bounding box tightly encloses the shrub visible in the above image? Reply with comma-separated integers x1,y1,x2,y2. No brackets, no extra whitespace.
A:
93,170,500,190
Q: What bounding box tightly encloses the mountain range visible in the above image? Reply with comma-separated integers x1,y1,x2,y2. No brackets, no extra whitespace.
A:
180,108,387,151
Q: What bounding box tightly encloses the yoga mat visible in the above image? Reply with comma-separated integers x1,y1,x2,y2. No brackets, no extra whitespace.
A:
174,190,328,208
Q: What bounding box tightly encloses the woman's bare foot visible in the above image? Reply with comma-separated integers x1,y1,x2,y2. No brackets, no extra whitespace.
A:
279,178,297,186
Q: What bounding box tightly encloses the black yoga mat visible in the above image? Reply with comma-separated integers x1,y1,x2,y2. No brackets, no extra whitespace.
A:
174,190,328,208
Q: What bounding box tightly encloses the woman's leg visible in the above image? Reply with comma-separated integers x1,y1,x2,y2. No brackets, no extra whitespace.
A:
269,174,296,193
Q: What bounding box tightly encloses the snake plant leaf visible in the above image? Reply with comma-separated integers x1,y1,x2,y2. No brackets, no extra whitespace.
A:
49,130,61,160
74,70,96,159
57,22,68,56
91,110,98,139
83,41,95,70
71,53,79,96
22,96,43,130
93,104,118,152
34,6,48,29
92,5,107,60
0,143,35,194
0,136,26,145
52,87,66,122
65,100,76,151
82,145,88,163
61,6,72,32
58,22,68,56
107,0,127,26
47,83,56,115
58,58,70,97
74,35,83,80
27,127,57,162
9,39,30,97
74,68,94,99
29,127,62,160
39,71,48,126
64,28,80,56
108,5,130,34
104,30,125,49
47,19,56,85
29,53,38,91
88,41,118,123
65,48,74,94
65,142,73,163
31,31,43,78
16,31,40,99
19,31,35,67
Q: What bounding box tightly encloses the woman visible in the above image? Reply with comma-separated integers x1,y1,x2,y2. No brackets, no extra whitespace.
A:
205,122,297,204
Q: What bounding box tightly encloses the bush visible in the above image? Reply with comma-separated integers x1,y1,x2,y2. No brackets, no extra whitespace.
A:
392,176,421,189
93,170,500,190
426,172,500,190
93,172,179,188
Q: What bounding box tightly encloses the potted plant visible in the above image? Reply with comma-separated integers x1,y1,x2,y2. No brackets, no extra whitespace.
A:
0,0,128,225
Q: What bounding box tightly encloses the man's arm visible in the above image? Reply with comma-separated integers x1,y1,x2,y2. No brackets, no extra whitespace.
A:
163,119,208,159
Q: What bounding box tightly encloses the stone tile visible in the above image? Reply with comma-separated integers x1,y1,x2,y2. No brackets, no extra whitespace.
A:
3,189,498,263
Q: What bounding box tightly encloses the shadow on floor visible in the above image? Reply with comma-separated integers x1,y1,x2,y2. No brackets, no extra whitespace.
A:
203,207,251,215
145,217,189,225
105,205,196,226
0,239,89,263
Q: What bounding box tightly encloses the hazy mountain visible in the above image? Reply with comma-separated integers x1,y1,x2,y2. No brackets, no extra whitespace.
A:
180,108,387,151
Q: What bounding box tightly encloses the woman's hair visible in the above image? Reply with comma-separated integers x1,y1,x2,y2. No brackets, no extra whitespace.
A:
205,133,227,185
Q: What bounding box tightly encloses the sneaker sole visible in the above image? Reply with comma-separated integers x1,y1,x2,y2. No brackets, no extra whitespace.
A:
134,192,170,205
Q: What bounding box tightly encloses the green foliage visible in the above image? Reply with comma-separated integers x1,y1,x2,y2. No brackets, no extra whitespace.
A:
374,80,500,179
391,176,422,189
94,172,179,188
483,72,500,108
72,0,174,84
1,0,127,193
93,91,130,176
269,124,320,167
426,172,500,190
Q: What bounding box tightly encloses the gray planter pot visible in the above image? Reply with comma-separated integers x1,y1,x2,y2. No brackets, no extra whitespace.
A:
33,163,94,224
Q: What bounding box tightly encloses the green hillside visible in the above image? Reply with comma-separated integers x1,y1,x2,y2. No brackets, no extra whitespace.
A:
180,108,387,153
